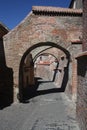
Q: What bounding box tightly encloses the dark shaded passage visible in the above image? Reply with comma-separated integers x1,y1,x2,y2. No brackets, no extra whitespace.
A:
19,42,70,102
21,57,69,102
21,74,68,102
0,67,13,109
0,38,13,109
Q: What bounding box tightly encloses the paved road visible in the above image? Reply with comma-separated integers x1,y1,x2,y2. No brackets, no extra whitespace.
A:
0,81,80,130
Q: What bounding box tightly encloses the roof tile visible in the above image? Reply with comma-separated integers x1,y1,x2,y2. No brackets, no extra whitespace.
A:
32,6,82,15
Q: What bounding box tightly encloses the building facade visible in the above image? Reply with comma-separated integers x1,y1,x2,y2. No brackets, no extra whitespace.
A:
3,6,82,102
1,0,87,129
76,0,87,129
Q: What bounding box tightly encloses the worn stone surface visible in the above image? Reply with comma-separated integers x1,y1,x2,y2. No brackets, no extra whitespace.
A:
0,81,80,130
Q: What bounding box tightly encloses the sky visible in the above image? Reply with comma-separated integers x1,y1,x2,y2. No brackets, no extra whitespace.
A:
0,0,71,30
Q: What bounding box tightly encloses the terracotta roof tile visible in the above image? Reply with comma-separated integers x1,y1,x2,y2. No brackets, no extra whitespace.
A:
32,6,82,16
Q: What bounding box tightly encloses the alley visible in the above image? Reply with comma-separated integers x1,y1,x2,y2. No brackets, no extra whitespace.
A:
0,81,80,130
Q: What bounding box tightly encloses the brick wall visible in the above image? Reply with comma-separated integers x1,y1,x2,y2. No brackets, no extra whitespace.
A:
3,9,82,101
65,43,82,100
3,12,82,83
76,55,87,130
72,60,78,101
83,0,87,51
76,0,87,129
76,0,83,9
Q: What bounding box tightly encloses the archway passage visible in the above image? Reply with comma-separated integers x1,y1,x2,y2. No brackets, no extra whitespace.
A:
34,53,59,81
19,42,70,102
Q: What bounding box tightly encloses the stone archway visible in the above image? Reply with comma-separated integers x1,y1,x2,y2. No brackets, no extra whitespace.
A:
18,42,70,102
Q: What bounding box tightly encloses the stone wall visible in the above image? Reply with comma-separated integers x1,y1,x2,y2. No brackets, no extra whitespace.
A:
69,0,82,9
65,42,82,100
76,54,87,130
3,8,82,101
76,0,87,129
3,11,82,84
83,0,87,51
76,0,83,9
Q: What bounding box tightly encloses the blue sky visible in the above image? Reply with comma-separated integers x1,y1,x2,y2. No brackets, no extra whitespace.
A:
0,0,71,29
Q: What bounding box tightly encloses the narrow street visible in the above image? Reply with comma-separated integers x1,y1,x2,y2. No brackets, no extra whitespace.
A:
0,81,80,130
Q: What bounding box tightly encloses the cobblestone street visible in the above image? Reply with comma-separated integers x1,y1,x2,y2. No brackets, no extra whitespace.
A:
0,81,80,130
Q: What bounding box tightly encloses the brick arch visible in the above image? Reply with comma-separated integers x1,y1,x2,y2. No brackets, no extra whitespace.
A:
18,42,70,101
33,52,59,63
20,42,70,61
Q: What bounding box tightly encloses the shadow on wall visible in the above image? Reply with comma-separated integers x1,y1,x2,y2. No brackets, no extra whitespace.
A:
0,39,13,110
61,61,69,91
21,60,69,102
77,56,87,77
76,55,87,130
20,57,69,102
0,67,13,109
18,42,70,102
